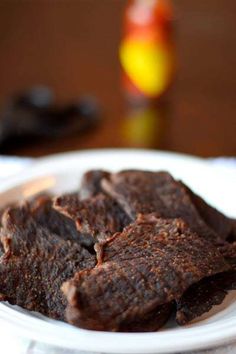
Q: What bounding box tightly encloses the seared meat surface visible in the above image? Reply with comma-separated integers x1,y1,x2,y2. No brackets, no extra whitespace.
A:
0,204,95,320
54,193,131,246
62,215,229,331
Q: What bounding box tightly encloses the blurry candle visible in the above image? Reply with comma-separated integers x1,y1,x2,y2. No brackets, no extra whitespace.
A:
119,0,175,102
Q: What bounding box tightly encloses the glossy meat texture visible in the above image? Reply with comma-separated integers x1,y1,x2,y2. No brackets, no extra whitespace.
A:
62,215,229,331
54,193,131,246
0,205,96,320
79,170,110,199
176,270,236,325
102,170,230,244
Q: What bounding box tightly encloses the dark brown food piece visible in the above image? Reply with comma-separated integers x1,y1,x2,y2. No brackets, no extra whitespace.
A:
102,170,230,244
66,299,173,332
118,302,173,332
79,170,110,199
29,193,80,243
228,219,236,242
54,193,131,246
219,242,236,270
176,270,236,325
0,202,16,223
0,205,96,320
62,215,229,331
181,182,236,242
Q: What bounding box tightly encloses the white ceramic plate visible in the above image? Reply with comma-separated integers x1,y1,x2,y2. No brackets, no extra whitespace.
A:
0,149,235,354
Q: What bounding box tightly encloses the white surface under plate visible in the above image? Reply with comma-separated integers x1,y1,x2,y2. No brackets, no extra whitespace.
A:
0,149,235,354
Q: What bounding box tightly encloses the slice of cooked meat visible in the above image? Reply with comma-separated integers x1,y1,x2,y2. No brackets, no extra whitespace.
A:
0,205,96,320
118,302,173,332
101,170,169,219
0,194,81,244
62,215,229,331
29,193,80,243
80,170,110,199
176,270,236,325
181,182,235,241
228,219,236,242
219,242,236,270
54,193,131,246
102,170,225,243
66,299,173,333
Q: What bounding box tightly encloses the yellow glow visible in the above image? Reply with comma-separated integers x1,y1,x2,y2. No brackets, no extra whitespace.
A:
120,38,173,97
122,106,162,147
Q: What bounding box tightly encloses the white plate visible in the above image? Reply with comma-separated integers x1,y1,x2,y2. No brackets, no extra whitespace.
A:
0,149,235,354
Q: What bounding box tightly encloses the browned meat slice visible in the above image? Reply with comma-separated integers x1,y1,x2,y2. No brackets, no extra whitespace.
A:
118,302,173,332
54,193,131,246
228,219,236,242
62,215,229,331
181,182,235,241
80,170,110,199
219,242,236,270
0,194,81,244
29,193,80,243
176,270,236,325
0,205,96,320
102,170,227,243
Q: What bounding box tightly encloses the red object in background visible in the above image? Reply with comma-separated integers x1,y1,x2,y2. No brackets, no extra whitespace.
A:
120,0,175,101
123,0,173,40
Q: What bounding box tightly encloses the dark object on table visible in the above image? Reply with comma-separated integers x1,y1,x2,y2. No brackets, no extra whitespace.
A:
0,87,100,150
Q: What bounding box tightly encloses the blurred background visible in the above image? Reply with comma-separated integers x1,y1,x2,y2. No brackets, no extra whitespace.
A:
0,0,235,157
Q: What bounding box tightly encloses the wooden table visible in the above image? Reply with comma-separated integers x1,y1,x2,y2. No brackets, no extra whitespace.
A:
0,0,235,157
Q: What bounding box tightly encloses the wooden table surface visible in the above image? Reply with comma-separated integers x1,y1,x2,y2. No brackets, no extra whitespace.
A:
0,0,235,157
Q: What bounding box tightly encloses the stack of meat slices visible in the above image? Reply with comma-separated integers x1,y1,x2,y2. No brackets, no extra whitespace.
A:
0,169,235,331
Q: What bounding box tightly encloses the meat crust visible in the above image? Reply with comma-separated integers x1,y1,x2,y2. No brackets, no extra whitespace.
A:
62,215,229,331
54,193,131,245
79,170,110,199
102,170,233,244
176,270,236,324
0,205,96,320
